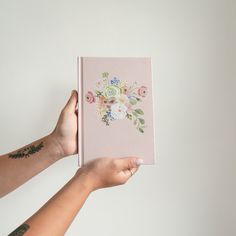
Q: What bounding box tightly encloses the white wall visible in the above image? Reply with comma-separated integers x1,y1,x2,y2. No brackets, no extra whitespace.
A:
0,0,235,235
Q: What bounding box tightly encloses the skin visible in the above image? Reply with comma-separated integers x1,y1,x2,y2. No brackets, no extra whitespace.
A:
0,90,78,198
14,156,141,235
0,90,143,235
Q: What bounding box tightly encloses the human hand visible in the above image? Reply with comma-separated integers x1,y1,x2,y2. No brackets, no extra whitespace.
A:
50,90,78,158
75,157,143,191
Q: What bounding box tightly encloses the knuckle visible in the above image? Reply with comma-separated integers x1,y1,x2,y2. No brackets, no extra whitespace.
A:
111,159,118,169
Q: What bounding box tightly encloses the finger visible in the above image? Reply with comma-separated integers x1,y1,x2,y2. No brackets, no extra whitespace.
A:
123,167,139,178
121,167,140,184
114,157,143,171
64,90,78,112
130,167,139,176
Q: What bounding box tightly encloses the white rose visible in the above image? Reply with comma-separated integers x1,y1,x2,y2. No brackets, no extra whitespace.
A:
110,102,127,120
104,85,120,99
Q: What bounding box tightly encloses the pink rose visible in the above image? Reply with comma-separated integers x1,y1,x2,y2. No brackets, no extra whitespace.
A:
108,97,116,105
99,96,109,107
137,86,147,97
85,91,95,103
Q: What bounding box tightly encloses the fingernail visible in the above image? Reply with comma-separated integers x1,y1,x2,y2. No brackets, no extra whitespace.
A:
136,158,143,166
71,90,74,95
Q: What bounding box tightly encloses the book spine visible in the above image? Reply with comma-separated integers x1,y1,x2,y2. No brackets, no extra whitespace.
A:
77,56,84,166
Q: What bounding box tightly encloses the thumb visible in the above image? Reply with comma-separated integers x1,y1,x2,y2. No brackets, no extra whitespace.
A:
114,157,143,171
64,90,78,112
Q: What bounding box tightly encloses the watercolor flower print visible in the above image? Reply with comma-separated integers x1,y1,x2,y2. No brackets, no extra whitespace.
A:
85,72,148,133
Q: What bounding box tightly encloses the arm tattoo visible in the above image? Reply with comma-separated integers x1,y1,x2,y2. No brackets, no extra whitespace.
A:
8,223,30,236
8,142,44,159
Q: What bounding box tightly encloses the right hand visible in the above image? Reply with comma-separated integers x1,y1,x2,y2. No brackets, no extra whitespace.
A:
75,157,143,191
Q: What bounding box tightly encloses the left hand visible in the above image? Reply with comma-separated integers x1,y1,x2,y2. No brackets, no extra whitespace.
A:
50,90,78,158
75,157,143,191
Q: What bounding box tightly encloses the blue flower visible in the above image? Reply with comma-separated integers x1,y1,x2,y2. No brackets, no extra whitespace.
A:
107,111,115,121
110,77,120,86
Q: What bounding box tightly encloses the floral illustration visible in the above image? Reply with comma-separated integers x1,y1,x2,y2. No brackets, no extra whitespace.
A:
85,72,148,133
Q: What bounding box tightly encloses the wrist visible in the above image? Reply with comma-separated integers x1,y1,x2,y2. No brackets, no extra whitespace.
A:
45,133,65,161
73,169,96,194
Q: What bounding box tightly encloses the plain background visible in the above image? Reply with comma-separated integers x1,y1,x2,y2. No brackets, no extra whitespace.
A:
0,0,235,235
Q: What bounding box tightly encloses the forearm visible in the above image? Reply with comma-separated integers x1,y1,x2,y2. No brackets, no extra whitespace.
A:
0,134,63,197
10,173,91,236
8,157,142,235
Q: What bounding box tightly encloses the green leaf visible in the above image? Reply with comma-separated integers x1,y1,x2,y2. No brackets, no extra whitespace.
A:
129,98,137,105
102,72,109,78
135,109,144,115
139,128,144,133
132,111,138,117
95,90,102,95
138,118,145,124
126,113,132,120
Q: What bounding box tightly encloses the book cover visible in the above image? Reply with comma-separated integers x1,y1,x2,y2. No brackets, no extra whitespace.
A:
78,57,156,166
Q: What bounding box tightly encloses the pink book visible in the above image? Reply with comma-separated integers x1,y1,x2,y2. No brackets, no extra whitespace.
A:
77,57,156,166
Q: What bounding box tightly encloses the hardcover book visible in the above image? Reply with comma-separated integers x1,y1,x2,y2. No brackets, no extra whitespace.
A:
78,57,156,166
